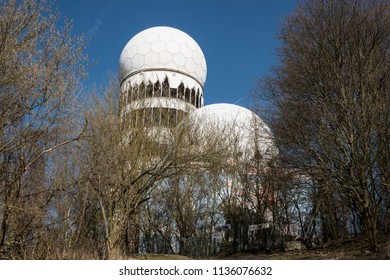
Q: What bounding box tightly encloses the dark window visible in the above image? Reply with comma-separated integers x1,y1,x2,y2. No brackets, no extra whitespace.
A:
162,78,169,97
131,85,138,101
170,88,177,98
144,108,153,126
177,110,183,122
140,110,144,127
191,88,196,106
127,87,131,104
139,82,145,100
195,90,199,108
154,81,161,97
146,82,153,98
178,83,184,100
169,109,177,127
185,88,190,102
152,108,160,125
161,108,168,127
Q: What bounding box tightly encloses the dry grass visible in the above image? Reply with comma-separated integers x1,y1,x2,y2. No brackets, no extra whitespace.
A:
68,236,390,260
109,240,389,260
217,237,390,260
127,254,193,260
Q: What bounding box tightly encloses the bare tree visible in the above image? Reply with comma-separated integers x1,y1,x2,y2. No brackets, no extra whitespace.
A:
74,74,232,259
0,0,88,259
254,0,390,252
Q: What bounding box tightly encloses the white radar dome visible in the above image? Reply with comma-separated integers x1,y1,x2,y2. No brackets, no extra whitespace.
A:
119,26,207,87
188,103,277,161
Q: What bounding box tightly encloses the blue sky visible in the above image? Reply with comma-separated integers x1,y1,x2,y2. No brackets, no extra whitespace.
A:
56,0,297,108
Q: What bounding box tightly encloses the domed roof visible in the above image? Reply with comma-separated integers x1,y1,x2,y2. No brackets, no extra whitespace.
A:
119,26,207,86
188,103,277,160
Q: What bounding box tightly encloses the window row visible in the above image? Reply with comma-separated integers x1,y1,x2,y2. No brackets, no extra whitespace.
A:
122,78,203,108
123,108,188,128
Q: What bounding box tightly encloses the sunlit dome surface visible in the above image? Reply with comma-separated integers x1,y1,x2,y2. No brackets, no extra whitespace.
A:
119,26,207,86
188,103,277,160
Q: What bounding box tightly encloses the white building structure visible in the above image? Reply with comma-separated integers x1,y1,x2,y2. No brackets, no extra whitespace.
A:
118,26,282,253
119,26,206,128
118,26,276,159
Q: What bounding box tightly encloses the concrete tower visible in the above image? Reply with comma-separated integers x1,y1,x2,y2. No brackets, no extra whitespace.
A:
119,26,207,129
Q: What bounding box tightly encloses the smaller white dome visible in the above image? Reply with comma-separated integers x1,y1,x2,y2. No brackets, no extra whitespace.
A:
188,103,277,161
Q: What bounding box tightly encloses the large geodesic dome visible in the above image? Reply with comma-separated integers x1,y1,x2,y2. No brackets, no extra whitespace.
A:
119,26,207,86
